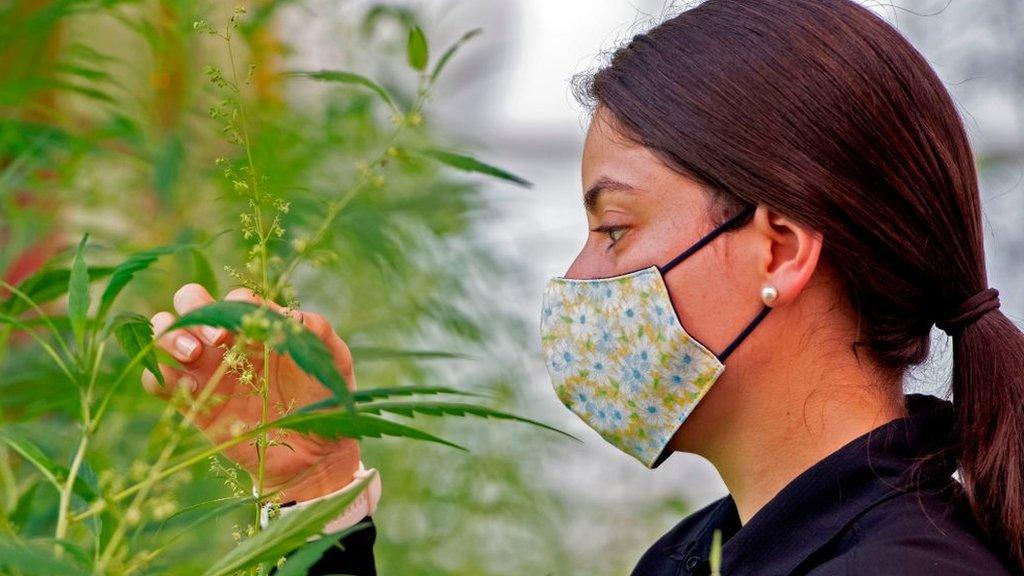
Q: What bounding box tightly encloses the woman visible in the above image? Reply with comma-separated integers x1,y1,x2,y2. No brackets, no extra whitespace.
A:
144,0,1023,574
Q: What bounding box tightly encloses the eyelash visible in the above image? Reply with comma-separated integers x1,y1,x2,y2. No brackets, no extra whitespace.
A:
592,225,628,249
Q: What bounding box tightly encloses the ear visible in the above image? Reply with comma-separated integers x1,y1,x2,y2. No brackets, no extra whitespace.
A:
751,204,823,307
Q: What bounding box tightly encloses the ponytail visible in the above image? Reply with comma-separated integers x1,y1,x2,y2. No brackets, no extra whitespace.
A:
937,287,1024,570
572,0,1024,569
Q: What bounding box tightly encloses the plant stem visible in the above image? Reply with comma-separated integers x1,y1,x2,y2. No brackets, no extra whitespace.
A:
95,351,232,572
224,19,275,537
54,425,88,545
0,445,17,512
55,338,103,553
71,415,265,524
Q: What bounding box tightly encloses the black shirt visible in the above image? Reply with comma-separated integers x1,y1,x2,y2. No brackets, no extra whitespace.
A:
298,393,1016,575
630,393,1016,576
303,515,378,575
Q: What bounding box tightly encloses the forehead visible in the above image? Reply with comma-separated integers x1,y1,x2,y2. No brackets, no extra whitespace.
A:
580,107,712,217
582,108,665,185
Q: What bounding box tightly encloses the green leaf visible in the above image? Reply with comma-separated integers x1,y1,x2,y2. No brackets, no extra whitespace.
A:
200,471,377,576
10,481,40,528
360,5,416,37
98,243,197,321
0,540,90,576
0,431,96,500
295,385,492,415
287,70,397,111
349,346,473,362
1,266,116,316
414,148,532,187
430,28,482,83
168,301,355,414
274,532,346,573
191,248,219,298
271,411,466,451
68,233,91,354
710,528,723,576
153,495,252,553
356,400,582,443
407,25,429,71
352,385,492,402
107,311,163,387
0,431,60,489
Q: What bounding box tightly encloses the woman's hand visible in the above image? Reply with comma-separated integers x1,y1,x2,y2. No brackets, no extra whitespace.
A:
141,283,360,503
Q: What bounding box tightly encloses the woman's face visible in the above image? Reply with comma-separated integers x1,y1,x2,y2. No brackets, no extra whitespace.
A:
568,106,765,361
567,106,816,454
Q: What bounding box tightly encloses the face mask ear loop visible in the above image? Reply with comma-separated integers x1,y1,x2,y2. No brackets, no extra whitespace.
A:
658,203,757,276
716,304,773,363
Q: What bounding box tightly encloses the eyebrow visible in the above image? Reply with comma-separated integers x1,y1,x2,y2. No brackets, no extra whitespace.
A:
584,176,640,214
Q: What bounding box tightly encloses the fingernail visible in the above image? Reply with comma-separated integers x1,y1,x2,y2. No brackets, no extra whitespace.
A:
201,326,224,344
175,334,199,360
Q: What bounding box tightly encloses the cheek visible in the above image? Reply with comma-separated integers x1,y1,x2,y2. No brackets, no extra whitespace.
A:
662,249,749,352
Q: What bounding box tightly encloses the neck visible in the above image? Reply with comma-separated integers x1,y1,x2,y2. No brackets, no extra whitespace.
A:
684,350,907,525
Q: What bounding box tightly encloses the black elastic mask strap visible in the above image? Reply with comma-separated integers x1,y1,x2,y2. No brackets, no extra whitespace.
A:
654,203,766,363
716,304,772,363
658,203,757,275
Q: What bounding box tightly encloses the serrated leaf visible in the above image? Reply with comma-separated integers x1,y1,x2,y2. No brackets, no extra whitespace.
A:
271,411,466,451
349,346,473,362
273,528,353,576
108,311,163,387
98,243,197,321
430,27,482,83
168,301,355,414
296,385,492,414
357,400,582,442
2,266,116,316
287,70,396,111
352,385,492,402
201,471,376,576
68,234,90,354
407,25,429,71
415,148,532,187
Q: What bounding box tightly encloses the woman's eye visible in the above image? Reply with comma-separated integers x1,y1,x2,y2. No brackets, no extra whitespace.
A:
592,225,628,248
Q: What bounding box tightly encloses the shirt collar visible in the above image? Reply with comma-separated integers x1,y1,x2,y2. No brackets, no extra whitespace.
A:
665,393,957,576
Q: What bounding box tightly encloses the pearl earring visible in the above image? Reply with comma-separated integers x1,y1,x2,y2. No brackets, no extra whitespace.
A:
761,285,779,306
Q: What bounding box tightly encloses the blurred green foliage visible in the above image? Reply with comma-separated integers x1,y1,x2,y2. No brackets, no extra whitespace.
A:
0,1,578,574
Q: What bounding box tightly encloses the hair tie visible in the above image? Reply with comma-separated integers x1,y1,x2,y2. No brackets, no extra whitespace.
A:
935,287,1001,336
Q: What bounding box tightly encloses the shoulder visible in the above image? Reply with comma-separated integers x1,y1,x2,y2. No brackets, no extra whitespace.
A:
630,496,730,575
806,488,1014,576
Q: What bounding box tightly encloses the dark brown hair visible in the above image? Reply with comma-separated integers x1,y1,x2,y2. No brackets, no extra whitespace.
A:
573,0,1023,569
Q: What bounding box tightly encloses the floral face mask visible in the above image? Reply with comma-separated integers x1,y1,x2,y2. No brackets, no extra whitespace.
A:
539,203,772,468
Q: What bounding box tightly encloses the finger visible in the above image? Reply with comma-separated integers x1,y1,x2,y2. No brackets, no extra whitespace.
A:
141,363,197,400
154,306,233,398
224,287,290,316
152,311,202,364
301,311,357,392
173,283,226,345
